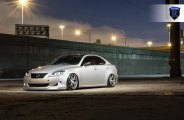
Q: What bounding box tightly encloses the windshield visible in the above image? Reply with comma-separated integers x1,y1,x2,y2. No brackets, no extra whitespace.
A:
50,55,84,65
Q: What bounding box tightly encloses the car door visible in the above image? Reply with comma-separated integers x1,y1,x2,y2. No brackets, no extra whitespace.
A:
92,56,106,85
80,56,99,86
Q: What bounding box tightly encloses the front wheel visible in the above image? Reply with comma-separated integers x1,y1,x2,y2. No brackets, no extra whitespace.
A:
107,74,116,87
67,73,79,90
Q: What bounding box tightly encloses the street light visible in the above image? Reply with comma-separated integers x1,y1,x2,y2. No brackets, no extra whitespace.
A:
75,30,91,43
167,23,172,47
167,23,171,28
147,41,152,47
111,35,117,41
168,43,172,47
59,25,65,40
19,0,28,24
181,41,183,45
111,36,127,46
75,30,81,36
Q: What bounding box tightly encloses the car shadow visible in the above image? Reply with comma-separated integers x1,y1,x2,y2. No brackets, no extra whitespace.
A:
77,86,108,90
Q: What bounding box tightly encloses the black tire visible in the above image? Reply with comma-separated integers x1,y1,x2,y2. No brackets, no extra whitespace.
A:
107,74,116,87
67,73,79,90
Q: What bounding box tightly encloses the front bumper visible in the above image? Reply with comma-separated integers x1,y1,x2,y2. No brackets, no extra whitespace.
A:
23,75,67,90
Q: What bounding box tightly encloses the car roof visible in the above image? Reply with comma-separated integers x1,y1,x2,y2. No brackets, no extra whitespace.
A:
58,54,109,62
58,54,84,57
59,54,101,57
83,54,111,64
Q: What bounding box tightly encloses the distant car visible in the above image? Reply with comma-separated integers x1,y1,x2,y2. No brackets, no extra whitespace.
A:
23,54,118,90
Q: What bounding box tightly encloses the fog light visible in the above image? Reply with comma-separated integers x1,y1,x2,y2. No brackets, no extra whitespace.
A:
53,83,58,86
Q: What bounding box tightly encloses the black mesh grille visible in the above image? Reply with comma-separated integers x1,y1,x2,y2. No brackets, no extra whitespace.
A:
28,83,49,87
31,73,47,78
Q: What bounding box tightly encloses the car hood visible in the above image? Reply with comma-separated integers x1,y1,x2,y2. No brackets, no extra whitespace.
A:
30,64,79,73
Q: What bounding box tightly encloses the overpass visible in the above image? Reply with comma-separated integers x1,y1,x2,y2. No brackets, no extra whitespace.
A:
0,33,184,78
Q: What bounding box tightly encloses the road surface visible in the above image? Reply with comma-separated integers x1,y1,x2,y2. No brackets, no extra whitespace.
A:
0,78,184,120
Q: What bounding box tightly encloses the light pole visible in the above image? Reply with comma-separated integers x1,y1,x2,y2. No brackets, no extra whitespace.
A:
147,41,152,47
121,38,127,47
124,38,127,47
75,30,91,43
110,36,128,47
166,0,181,78
88,33,91,43
110,35,117,45
19,0,27,24
59,25,65,40
167,23,172,47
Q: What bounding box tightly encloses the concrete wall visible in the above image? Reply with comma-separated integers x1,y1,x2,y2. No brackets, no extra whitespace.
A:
0,33,184,78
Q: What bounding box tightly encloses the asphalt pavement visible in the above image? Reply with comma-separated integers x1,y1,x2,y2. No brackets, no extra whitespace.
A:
1,78,184,120
0,78,184,95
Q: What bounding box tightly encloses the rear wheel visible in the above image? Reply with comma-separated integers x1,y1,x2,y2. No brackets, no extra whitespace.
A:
107,74,116,87
67,73,79,90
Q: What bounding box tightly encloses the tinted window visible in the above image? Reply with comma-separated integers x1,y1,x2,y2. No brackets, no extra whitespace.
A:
81,56,93,66
50,55,83,65
82,56,106,66
93,56,106,65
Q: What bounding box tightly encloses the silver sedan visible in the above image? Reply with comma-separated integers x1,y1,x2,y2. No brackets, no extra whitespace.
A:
23,54,118,90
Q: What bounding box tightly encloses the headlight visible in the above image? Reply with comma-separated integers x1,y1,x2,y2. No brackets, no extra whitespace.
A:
49,70,65,77
25,72,30,77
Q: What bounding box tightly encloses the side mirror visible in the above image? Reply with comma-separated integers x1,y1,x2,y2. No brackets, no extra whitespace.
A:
83,62,91,66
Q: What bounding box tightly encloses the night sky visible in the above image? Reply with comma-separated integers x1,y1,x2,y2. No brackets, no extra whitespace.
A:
35,0,167,43
1,0,184,46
